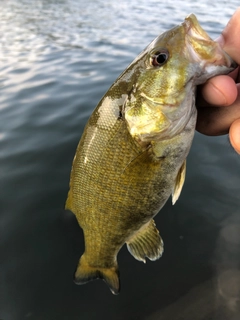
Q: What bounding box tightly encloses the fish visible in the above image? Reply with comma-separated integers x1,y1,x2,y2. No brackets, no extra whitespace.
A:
65,14,236,295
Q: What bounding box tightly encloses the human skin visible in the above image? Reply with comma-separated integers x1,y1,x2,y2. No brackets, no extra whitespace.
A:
197,8,240,154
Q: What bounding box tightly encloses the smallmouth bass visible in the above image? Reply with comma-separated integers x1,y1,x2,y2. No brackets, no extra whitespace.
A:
66,14,236,294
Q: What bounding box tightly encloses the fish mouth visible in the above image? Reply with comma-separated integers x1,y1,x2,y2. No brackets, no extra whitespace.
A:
183,14,237,70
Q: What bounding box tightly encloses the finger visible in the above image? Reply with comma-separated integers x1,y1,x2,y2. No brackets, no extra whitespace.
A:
196,8,240,136
198,8,240,107
199,75,237,106
220,7,240,65
229,119,240,154
196,84,240,135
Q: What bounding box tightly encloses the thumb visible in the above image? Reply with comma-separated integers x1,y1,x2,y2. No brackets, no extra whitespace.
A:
217,8,240,66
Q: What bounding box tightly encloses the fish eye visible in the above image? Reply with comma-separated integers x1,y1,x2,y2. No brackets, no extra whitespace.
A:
151,49,169,67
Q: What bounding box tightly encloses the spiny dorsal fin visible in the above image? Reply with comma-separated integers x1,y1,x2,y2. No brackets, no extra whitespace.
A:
172,159,186,205
126,219,164,263
74,254,120,295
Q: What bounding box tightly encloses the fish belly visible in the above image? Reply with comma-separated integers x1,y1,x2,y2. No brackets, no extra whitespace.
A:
66,111,193,261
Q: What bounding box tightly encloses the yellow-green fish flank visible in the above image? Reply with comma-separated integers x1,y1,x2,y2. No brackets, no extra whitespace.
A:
66,14,236,295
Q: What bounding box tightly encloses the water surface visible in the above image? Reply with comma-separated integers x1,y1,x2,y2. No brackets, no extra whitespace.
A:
1,1,240,319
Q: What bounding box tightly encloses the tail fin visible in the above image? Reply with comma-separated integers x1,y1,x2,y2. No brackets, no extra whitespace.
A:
74,254,120,295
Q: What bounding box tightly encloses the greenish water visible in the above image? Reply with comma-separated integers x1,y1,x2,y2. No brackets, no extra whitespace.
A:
1,1,240,319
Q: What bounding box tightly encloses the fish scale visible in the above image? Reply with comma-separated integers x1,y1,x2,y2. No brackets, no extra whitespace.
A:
68,112,168,246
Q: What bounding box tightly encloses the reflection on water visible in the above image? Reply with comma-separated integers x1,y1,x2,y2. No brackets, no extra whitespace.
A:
218,269,240,310
215,215,240,314
0,0,240,319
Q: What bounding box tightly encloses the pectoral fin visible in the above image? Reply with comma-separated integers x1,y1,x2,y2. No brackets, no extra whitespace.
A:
172,159,186,205
126,219,164,263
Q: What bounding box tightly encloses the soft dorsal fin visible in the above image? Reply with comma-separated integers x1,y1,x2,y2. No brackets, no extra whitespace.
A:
172,159,186,205
126,219,164,263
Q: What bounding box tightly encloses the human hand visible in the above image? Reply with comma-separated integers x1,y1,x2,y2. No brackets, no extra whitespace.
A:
196,8,240,154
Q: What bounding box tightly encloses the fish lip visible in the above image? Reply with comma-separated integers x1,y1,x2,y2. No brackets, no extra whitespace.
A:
183,13,211,41
217,40,238,70
231,60,238,69
224,53,237,70
228,56,238,70
183,14,237,71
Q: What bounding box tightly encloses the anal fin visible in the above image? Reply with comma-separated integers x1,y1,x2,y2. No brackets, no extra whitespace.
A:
126,219,164,263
